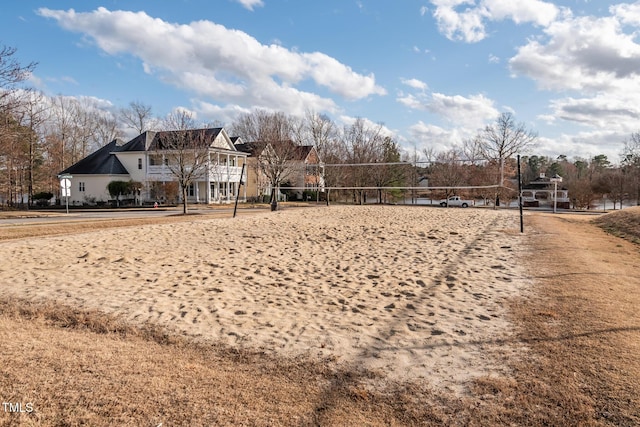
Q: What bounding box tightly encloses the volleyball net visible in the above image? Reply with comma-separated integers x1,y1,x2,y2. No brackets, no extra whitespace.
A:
272,160,518,205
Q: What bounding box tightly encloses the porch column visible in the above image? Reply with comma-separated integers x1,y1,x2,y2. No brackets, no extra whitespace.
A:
243,166,247,201
206,152,211,203
227,154,231,202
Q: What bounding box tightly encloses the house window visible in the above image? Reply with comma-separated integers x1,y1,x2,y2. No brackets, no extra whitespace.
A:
138,158,143,170
79,182,85,192
187,184,195,197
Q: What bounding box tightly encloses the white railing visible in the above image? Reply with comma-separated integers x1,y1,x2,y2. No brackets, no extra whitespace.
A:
147,165,244,182
208,165,244,182
147,165,173,180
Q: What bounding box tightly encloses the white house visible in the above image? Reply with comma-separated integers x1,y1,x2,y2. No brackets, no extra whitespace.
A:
59,128,248,206
522,173,570,209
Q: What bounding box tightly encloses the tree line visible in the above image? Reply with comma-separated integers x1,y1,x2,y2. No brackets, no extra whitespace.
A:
2,42,639,209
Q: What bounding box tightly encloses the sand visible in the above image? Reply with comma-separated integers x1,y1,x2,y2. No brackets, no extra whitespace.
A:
0,205,530,393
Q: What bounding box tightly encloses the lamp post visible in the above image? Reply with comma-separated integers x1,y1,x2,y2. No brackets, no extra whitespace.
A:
550,174,563,213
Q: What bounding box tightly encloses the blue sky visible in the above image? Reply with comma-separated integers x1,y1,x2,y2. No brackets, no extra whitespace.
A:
2,0,639,162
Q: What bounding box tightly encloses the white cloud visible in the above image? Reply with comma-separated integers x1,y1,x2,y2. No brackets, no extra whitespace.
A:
428,92,498,128
191,100,252,126
412,46,431,55
304,52,386,100
429,0,561,42
60,76,79,85
611,2,640,25
26,73,44,89
37,7,385,117
408,121,471,153
509,8,640,140
483,0,559,26
546,92,640,132
397,93,426,110
234,0,264,11
536,131,626,161
401,78,428,90
398,85,500,154
432,1,487,43
510,14,640,92
338,115,396,139
397,86,498,129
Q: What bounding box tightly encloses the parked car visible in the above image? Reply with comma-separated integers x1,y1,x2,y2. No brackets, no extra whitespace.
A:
439,196,474,208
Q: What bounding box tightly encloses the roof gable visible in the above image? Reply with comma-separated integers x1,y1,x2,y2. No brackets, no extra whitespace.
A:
210,129,237,150
292,145,318,162
119,128,238,152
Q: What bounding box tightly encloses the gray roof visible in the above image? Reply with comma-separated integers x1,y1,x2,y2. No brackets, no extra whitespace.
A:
119,128,224,152
60,139,128,175
235,141,317,162
234,142,252,154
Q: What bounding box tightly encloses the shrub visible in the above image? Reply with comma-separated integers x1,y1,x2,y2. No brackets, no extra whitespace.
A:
33,191,54,201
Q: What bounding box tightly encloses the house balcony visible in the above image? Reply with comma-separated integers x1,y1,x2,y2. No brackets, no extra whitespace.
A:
147,165,245,182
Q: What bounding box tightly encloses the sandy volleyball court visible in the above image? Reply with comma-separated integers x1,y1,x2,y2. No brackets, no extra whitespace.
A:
1,205,529,392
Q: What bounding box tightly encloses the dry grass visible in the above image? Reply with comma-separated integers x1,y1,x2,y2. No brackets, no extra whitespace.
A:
506,213,640,425
0,298,457,426
593,206,640,245
1,209,640,425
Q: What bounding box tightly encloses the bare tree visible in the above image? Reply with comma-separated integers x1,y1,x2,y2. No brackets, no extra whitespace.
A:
429,147,469,202
120,101,153,135
0,44,36,115
401,144,421,204
341,118,386,204
94,111,123,147
568,176,599,210
12,91,49,207
230,109,291,143
622,132,640,205
471,112,537,205
231,110,300,210
0,112,31,206
259,139,301,209
156,111,212,214
43,96,81,175
0,44,36,206
595,168,626,209
304,111,343,202
70,98,100,160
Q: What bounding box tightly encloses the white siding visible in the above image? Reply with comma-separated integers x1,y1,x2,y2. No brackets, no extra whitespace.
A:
66,175,128,205
114,152,146,183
